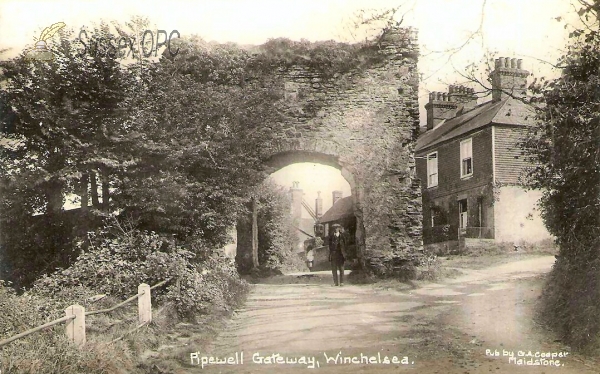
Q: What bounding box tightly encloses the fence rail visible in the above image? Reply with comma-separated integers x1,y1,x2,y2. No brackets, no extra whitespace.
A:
423,225,458,244
423,225,495,244
0,314,76,348
458,227,494,239
0,278,172,349
84,290,145,317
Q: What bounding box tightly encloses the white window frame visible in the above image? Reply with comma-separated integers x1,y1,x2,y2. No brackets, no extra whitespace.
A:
426,151,438,188
460,138,473,178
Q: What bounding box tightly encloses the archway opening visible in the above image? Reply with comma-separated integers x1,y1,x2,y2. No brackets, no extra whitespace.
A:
235,151,366,275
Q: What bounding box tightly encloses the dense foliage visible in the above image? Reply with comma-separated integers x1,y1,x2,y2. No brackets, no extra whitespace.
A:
0,209,92,289
522,2,600,352
0,23,134,287
115,36,287,244
523,35,600,250
32,227,248,318
255,180,305,272
0,25,286,287
250,38,387,79
236,180,305,275
0,18,397,288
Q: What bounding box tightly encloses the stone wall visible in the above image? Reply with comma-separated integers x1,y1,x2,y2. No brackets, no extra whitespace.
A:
250,28,423,276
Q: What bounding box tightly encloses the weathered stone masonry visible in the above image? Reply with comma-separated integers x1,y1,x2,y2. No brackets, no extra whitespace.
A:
238,28,423,276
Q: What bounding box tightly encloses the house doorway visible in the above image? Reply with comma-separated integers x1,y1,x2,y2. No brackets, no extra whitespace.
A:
458,199,468,232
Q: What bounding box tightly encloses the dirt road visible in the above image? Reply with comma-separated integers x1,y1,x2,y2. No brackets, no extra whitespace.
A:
181,256,598,373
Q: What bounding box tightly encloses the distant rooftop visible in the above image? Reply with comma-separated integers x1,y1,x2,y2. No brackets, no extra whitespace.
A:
318,196,353,223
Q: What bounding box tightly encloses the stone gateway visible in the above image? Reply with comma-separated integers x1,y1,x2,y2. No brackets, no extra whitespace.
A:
237,28,423,277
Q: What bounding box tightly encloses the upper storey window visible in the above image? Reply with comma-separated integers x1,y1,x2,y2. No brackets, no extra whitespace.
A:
460,138,473,178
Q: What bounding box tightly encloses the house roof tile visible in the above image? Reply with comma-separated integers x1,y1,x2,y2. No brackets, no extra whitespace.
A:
416,97,536,153
318,196,353,223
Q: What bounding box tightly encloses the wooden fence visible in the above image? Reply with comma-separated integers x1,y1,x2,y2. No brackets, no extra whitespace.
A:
0,278,172,348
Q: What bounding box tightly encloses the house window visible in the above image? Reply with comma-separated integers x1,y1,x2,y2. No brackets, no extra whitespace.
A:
458,199,468,229
426,152,438,187
460,138,473,177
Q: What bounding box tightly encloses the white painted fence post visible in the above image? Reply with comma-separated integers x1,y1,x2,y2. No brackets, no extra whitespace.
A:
138,283,152,324
65,304,86,347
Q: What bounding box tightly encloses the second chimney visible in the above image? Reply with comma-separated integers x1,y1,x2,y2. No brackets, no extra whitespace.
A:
425,91,458,130
449,85,478,112
332,190,343,206
315,191,323,219
290,181,303,223
490,57,529,102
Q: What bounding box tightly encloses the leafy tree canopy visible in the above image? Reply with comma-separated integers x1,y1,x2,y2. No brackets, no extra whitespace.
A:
523,0,600,352
523,5,600,252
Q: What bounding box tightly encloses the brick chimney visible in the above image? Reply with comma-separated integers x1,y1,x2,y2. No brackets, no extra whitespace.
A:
315,191,323,219
449,85,478,113
490,57,529,102
425,85,478,131
290,181,303,222
332,190,343,206
425,91,458,130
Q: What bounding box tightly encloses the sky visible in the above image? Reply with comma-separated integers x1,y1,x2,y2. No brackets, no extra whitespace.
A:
0,0,576,88
0,0,579,216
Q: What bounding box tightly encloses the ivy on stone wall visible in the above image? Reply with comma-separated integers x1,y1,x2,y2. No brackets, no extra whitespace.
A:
248,27,414,80
250,38,386,79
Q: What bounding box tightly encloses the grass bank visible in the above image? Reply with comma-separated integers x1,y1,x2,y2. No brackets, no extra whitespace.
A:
0,281,250,374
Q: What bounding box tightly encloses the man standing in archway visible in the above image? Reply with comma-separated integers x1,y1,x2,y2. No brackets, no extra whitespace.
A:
329,224,347,286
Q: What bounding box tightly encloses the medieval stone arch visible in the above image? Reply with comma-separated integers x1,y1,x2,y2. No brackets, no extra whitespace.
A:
263,146,362,258
236,28,423,276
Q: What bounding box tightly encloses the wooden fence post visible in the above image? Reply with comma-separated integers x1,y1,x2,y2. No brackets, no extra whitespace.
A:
138,283,152,324
65,304,86,347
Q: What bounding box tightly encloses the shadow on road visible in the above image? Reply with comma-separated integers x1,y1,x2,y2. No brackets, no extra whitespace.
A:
175,256,600,373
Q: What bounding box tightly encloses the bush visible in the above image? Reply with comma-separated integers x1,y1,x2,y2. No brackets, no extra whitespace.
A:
32,228,249,320
0,209,88,290
538,246,600,354
415,253,441,281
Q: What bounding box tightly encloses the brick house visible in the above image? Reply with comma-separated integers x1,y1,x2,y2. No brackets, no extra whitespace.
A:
415,57,552,248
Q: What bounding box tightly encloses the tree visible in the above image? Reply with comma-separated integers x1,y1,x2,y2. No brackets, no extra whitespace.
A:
0,18,293,285
521,1,600,351
235,180,303,274
0,23,137,288
114,36,289,248
255,180,303,272
0,23,134,213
